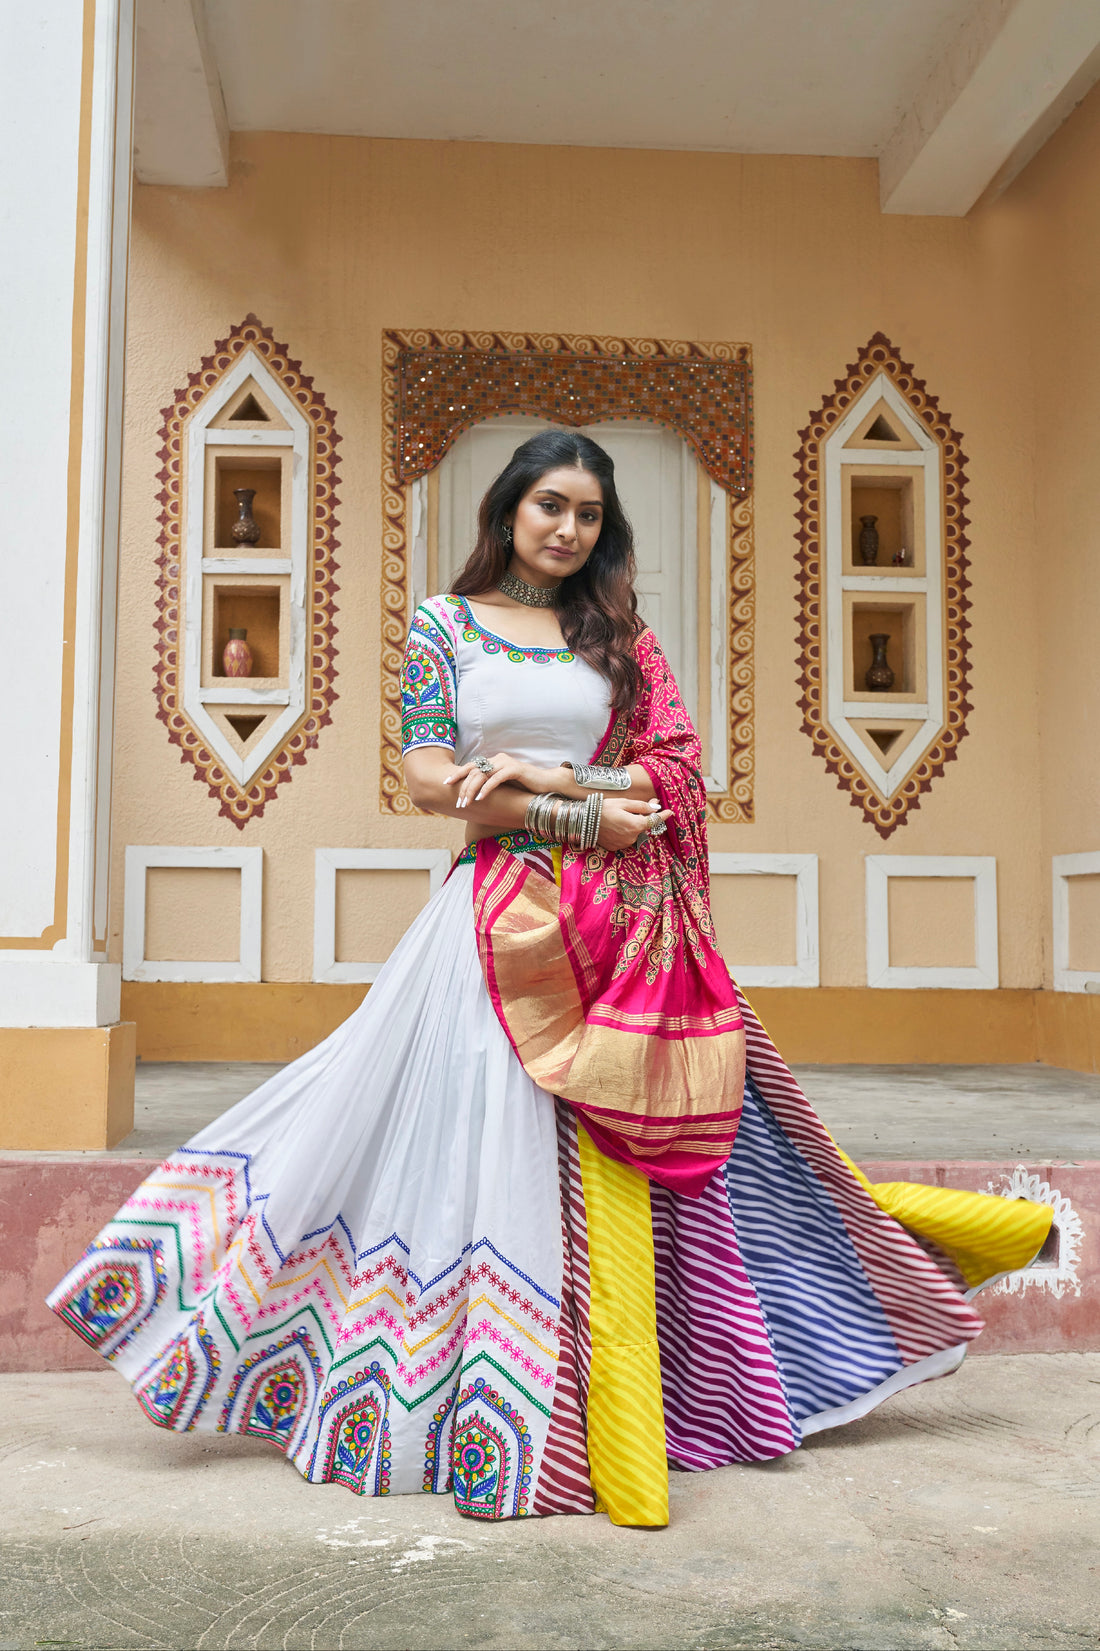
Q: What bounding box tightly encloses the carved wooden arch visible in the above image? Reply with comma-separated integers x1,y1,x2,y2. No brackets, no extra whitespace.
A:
153,316,341,828
380,328,755,819
794,333,972,837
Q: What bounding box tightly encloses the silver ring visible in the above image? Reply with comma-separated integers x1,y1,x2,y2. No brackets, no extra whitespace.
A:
646,818,667,837
473,756,494,775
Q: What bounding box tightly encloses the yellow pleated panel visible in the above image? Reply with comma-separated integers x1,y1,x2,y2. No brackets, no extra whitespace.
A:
576,1122,669,1528
837,1148,1053,1289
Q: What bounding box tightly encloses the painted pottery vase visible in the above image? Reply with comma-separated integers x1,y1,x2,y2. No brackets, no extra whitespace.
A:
222,628,253,678
865,633,895,692
858,514,880,566
231,487,261,546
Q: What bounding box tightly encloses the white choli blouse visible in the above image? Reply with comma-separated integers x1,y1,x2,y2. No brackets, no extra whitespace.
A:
401,594,613,769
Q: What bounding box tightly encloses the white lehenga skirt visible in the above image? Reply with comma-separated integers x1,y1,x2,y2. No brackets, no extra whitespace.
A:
51,865,571,1514
50,860,1010,1519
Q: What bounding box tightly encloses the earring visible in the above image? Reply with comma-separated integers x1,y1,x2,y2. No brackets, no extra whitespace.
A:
502,523,513,546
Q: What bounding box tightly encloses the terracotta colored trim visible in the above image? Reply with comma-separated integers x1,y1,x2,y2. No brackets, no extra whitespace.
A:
153,315,341,828
793,333,972,837
117,980,1098,1076
0,1022,135,1150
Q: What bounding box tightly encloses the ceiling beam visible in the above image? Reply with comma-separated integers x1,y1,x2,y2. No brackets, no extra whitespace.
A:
880,0,1100,216
133,0,228,187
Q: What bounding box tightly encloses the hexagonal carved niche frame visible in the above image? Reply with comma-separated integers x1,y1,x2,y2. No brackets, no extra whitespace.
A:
153,316,341,828
379,327,756,820
794,334,972,837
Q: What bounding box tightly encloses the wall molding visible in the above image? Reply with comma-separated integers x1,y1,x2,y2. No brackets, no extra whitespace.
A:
1052,852,1100,992
709,852,820,987
866,854,998,989
123,845,263,983
313,848,452,983
153,316,341,828
794,334,972,837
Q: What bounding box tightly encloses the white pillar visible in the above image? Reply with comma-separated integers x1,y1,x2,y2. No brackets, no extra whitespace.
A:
0,0,134,1144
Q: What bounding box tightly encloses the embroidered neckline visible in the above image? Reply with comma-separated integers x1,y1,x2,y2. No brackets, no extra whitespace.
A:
445,594,575,663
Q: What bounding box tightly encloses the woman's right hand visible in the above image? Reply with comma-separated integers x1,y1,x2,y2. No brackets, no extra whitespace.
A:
597,798,672,852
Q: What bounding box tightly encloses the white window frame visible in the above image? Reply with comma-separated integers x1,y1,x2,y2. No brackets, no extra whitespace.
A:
313,849,453,983
1052,852,1100,992
865,855,998,989
708,853,819,987
824,371,943,798
183,347,311,787
123,845,263,983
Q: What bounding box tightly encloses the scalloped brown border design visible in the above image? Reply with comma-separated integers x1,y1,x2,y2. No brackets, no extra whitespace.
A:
380,328,754,821
794,332,971,838
153,315,341,829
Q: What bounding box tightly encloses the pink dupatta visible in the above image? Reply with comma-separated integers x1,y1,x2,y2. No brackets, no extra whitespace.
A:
472,629,745,1198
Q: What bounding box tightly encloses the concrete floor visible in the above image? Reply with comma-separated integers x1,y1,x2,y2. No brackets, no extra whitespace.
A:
1,1357,1097,1651
13,1059,1100,1164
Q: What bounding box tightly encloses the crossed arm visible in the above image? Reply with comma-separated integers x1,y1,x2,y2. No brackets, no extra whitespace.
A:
402,747,670,852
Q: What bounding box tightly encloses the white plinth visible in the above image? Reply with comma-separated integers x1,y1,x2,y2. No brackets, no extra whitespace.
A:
0,960,122,1027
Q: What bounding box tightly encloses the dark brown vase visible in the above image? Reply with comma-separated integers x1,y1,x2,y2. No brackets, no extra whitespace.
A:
865,633,895,692
858,514,880,566
231,487,261,546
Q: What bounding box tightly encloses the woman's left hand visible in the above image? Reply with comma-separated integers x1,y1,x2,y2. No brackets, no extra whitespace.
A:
445,754,544,810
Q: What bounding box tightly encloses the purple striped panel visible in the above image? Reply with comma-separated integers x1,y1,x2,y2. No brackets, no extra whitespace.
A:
651,1168,797,1468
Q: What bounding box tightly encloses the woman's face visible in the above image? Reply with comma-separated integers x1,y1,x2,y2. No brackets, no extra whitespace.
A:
508,466,604,586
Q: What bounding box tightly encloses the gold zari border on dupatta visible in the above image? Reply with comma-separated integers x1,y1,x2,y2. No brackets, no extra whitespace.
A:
475,853,746,1143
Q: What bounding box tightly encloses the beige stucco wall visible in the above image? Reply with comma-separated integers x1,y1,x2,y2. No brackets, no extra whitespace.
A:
112,129,1060,986
972,86,1100,986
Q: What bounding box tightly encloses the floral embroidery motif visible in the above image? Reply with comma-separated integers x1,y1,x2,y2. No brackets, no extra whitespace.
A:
219,1328,324,1451
135,1323,221,1431
311,1363,393,1496
455,830,544,869
401,604,458,754
51,1238,167,1358
451,1377,533,1520
447,596,575,664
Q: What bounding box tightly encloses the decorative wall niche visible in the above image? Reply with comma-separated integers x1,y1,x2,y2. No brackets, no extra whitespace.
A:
380,329,755,819
795,335,972,837
154,316,341,827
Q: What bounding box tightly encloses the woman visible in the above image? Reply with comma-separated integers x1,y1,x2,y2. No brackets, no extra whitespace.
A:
49,430,1050,1528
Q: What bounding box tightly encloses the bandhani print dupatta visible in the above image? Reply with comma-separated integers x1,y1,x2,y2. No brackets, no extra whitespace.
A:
472,628,744,1199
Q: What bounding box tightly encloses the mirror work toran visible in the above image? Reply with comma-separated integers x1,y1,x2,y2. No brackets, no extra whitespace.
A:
380,329,756,821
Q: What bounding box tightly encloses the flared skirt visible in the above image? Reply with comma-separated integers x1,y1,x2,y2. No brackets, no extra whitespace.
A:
48,865,1026,1519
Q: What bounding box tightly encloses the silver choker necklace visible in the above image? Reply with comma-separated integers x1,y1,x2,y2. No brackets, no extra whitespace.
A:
497,567,560,608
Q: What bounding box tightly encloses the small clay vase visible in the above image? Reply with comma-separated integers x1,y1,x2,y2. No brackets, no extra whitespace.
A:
858,514,880,566
865,633,895,692
222,628,253,678
231,488,261,546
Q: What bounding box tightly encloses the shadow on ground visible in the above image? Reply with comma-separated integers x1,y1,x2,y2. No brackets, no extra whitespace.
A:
1,1355,1097,1650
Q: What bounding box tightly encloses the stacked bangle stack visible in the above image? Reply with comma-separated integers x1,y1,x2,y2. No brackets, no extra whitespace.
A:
524,791,603,851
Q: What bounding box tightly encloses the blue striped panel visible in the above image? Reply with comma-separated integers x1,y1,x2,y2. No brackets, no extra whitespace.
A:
723,1078,903,1421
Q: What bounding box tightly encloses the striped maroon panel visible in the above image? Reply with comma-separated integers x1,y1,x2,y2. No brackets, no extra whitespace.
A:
737,990,983,1364
531,1103,596,1515
651,1169,797,1468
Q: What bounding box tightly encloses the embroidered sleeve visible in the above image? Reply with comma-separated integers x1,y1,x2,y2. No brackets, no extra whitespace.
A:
401,602,458,756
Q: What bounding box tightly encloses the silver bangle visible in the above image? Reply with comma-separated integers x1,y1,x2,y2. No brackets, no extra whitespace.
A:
524,791,603,850
564,762,630,792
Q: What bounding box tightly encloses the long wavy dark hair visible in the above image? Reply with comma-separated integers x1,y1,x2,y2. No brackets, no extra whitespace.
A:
451,429,643,714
